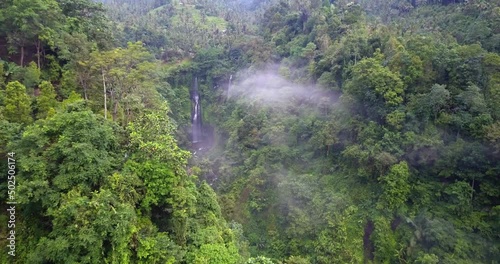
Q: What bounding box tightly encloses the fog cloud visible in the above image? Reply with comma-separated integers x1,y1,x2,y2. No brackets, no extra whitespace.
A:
228,70,337,108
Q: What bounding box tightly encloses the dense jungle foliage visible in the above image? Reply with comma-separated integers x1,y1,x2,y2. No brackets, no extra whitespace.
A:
0,0,499,263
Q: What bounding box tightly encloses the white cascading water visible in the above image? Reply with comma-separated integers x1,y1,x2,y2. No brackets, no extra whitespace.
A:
192,78,202,144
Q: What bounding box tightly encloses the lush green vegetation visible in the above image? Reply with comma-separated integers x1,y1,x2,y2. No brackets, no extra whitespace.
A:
0,0,499,263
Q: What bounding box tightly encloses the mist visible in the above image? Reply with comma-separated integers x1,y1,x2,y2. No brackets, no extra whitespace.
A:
228,69,338,109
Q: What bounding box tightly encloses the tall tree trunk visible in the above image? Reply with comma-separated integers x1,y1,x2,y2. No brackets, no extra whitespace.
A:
110,88,118,122
20,46,24,67
36,39,41,69
79,75,88,100
84,83,88,101
102,69,107,119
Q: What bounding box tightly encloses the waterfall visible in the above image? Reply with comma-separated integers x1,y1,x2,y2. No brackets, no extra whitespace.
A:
192,77,202,144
